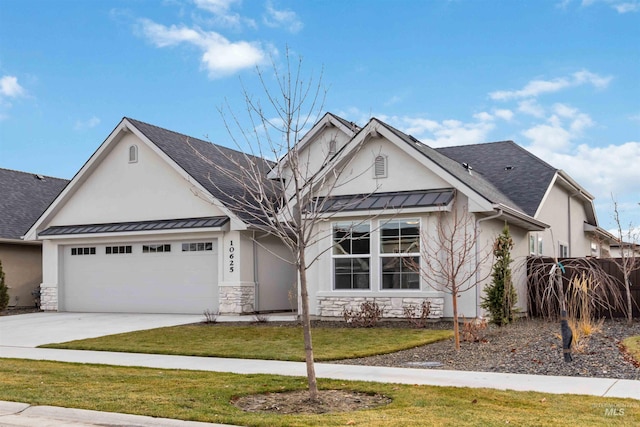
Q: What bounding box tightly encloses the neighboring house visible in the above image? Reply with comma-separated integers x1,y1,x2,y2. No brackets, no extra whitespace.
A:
610,242,640,258
270,113,611,319
24,118,296,314
25,113,611,318
0,168,68,308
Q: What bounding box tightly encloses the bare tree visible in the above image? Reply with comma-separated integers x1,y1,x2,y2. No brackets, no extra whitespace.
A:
190,50,372,400
413,197,491,350
611,196,640,324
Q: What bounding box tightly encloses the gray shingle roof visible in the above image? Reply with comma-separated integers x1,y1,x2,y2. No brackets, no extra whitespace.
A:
125,118,276,224
39,216,229,236
0,168,68,240
436,141,557,217
374,120,526,213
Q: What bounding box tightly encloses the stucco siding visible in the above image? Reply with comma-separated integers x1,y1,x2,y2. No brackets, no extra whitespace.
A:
327,137,451,197
49,133,222,227
0,243,42,307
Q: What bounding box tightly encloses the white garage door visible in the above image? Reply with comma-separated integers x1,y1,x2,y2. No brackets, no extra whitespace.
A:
61,240,218,314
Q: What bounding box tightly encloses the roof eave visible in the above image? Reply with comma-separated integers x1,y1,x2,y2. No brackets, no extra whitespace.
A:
493,204,549,231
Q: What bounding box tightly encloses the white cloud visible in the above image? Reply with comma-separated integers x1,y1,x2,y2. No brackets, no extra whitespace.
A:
263,1,303,33
192,0,255,30
0,75,25,98
522,103,594,151
473,111,493,122
518,99,545,118
193,0,240,15
494,109,514,121
0,75,27,120
581,0,640,13
138,18,266,78
389,115,495,147
528,140,640,202
472,109,513,122
74,116,101,131
489,70,612,101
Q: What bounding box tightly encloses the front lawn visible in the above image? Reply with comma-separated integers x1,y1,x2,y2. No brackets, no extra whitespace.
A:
1,358,637,427
622,335,640,364
41,323,452,361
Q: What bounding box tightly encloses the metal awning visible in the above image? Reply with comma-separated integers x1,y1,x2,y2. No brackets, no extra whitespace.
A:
311,189,455,213
38,216,229,236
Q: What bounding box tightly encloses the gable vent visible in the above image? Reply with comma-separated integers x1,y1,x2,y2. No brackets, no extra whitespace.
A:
129,145,138,163
374,155,387,178
328,139,337,156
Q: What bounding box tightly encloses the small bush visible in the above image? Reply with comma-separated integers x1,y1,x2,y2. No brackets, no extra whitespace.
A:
0,258,9,312
461,317,487,342
343,301,383,327
403,300,432,328
202,309,219,324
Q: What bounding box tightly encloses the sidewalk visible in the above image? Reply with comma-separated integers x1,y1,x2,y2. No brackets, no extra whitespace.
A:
0,401,237,427
1,346,638,399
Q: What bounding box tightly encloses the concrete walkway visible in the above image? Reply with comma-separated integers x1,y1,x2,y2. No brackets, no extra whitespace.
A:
2,346,639,399
1,312,639,425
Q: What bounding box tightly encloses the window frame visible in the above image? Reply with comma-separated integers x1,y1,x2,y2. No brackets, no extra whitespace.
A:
142,243,171,253
332,221,371,290
379,218,421,290
181,242,214,252
71,247,96,256
106,245,132,255
558,242,569,258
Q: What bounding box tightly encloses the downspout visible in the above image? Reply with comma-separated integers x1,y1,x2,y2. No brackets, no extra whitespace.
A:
253,231,259,312
475,208,503,318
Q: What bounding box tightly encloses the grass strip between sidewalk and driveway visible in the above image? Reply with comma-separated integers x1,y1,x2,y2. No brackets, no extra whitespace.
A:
1,358,638,427
40,324,453,361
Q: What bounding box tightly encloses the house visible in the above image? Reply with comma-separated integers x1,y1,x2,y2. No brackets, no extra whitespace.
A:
0,168,68,308
270,113,611,319
25,113,610,319
24,118,296,314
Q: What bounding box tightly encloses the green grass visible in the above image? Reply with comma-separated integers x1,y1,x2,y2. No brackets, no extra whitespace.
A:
622,335,640,364
0,358,637,427
41,324,453,361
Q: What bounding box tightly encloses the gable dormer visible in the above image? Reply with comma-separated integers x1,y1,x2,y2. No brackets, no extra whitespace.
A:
268,113,359,184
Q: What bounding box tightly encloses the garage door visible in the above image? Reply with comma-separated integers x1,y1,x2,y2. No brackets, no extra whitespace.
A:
61,239,218,314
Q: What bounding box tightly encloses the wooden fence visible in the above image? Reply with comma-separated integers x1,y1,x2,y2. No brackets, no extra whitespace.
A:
527,257,640,319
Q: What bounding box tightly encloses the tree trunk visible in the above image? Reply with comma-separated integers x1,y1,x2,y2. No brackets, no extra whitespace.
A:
625,276,633,325
297,250,318,400
452,287,460,350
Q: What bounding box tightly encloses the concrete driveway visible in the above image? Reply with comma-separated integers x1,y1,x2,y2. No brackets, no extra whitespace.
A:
0,312,203,347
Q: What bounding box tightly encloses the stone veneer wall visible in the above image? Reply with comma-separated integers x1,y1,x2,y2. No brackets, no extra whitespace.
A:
318,296,444,319
219,285,255,314
40,285,57,311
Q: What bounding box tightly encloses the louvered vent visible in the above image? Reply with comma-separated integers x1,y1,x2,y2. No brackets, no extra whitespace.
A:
374,155,387,178
328,139,337,156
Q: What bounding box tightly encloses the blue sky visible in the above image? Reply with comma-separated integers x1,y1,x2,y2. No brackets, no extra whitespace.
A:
1,0,638,234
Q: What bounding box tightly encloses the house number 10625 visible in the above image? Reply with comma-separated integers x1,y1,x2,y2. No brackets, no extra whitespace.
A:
228,240,235,273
